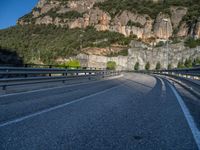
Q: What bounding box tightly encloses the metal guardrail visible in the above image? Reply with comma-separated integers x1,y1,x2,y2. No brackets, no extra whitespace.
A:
134,67,200,96
0,67,121,90
135,67,200,79
155,67,200,78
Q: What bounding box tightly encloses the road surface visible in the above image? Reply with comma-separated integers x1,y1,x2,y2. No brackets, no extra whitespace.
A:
0,73,199,150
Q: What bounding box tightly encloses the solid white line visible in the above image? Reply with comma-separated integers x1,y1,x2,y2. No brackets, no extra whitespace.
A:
0,84,122,128
167,82,200,150
0,75,123,98
156,76,166,99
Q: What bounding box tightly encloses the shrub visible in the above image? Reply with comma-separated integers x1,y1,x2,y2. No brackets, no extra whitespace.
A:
184,58,192,68
134,62,139,71
168,64,172,69
155,62,161,70
155,41,165,47
107,61,116,70
192,57,200,66
145,62,150,70
177,60,185,68
127,20,143,28
64,59,81,69
184,37,200,48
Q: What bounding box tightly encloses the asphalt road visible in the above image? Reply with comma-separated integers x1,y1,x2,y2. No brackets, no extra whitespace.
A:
0,73,199,150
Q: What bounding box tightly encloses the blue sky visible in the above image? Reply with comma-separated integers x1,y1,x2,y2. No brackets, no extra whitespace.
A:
0,0,38,29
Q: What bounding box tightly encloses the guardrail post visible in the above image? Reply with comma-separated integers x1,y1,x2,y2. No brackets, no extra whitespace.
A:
102,72,104,78
49,65,52,76
88,72,91,80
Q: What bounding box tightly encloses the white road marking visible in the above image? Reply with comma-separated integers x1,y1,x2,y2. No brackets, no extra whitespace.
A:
0,84,122,128
0,75,123,98
156,76,166,99
168,82,200,150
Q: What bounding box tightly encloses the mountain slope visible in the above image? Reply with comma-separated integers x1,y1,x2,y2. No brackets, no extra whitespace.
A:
0,0,200,68
0,25,131,63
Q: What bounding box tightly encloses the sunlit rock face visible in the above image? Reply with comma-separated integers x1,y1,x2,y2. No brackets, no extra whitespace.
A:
153,13,173,39
76,41,200,70
194,21,200,39
17,0,200,42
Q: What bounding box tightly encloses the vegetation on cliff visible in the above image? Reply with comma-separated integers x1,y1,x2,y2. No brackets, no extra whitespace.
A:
0,25,132,64
184,38,200,48
95,0,200,22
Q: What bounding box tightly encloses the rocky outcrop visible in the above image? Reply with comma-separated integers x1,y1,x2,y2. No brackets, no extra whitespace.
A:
67,0,105,13
153,13,173,39
67,7,111,30
36,0,60,15
110,11,150,38
177,22,189,37
194,21,200,39
170,7,187,29
35,16,53,25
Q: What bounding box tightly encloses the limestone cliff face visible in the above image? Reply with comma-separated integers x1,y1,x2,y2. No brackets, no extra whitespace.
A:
67,7,111,30
194,21,200,39
76,41,200,70
111,11,150,38
18,0,200,42
153,13,173,39
170,7,187,29
177,22,189,37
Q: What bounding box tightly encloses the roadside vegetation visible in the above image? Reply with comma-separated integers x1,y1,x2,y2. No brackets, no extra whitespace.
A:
177,57,200,68
155,62,161,70
61,59,81,69
134,62,140,71
107,61,117,70
145,62,150,70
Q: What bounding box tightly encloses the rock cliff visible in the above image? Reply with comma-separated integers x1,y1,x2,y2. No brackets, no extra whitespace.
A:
18,0,200,42
76,41,200,70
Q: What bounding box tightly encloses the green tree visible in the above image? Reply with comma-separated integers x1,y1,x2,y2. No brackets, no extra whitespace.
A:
64,59,81,69
155,62,161,70
184,58,192,68
177,60,185,68
168,64,172,69
196,57,200,65
134,62,140,71
145,62,150,70
107,61,116,70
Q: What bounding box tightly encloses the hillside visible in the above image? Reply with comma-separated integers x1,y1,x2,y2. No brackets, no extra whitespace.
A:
0,0,200,68
0,25,131,64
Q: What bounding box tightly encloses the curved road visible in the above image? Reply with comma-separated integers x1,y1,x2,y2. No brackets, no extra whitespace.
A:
0,73,199,150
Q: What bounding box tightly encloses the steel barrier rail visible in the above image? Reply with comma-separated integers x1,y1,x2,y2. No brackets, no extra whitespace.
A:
156,67,200,77
151,67,200,98
135,67,200,92
0,67,121,90
0,63,105,70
